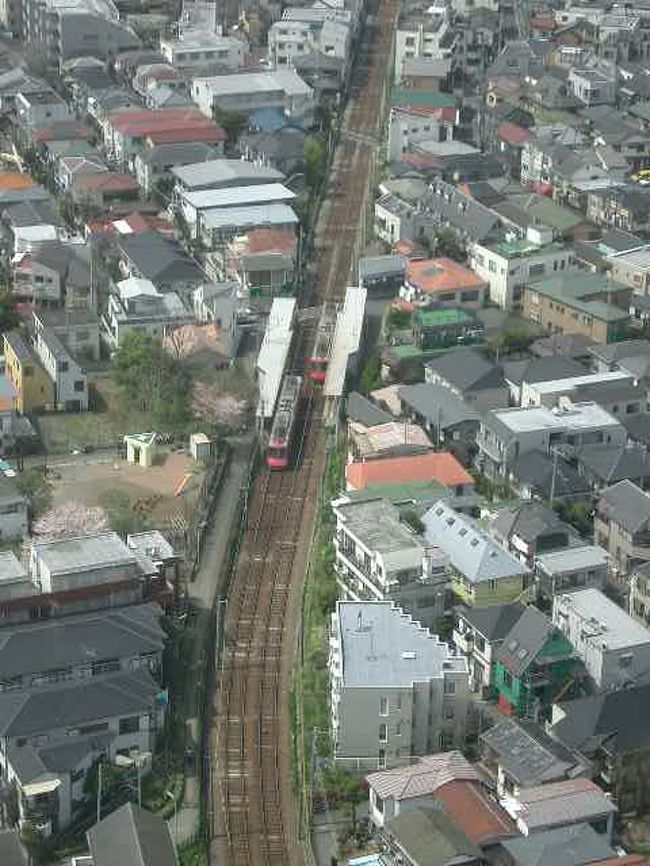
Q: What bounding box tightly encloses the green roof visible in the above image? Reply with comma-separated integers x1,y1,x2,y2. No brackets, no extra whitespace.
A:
414,308,476,327
346,478,448,505
490,239,565,258
530,273,631,323
391,88,456,109
629,102,650,123
388,344,425,359
520,197,583,232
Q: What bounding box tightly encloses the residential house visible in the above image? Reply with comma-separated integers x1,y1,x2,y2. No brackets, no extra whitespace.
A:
0,552,35,604
530,333,596,363
423,501,531,607
30,324,87,412
471,233,571,312
477,403,626,480
191,69,313,123
577,443,650,491
56,153,107,194
425,347,509,412
379,807,483,866
432,777,517,853
171,158,284,196
102,277,192,350
0,476,28,541
587,338,650,373
489,502,575,569
587,187,650,234
545,270,632,337
553,588,650,691
453,601,526,693
191,282,240,356
347,421,433,461
160,30,244,71
13,241,93,310
411,308,484,352
134,142,217,195
87,802,177,866
608,245,650,293
549,683,650,815
401,257,487,306
345,452,475,495
329,600,469,770
116,231,204,298
71,172,140,210
15,90,69,133
510,449,590,501
216,227,297,299
103,108,225,166
568,67,617,106
519,370,635,410
33,308,101,363
500,823,616,866
479,714,588,799
630,562,650,624
398,383,481,459
502,356,585,407
268,9,352,69
359,255,406,296
536,546,610,600
3,331,54,414
240,127,308,176
332,497,449,627
366,750,481,828
387,105,458,162
492,605,577,718
0,669,163,835
594,480,650,580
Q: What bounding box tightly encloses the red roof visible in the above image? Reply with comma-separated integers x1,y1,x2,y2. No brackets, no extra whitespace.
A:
75,172,139,193
434,781,516,846
107,108,225,142
403,151,438,169
497,121,533,147
406,257,486,295
244,227,296,256
393,238,427,259
146,127,226,144
33,120,91,142
591,857,650,866
345,452,474,490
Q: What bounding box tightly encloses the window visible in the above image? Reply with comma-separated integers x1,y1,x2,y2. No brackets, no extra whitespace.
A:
444,705,454,720
503,670,513,688
379,723,388,743
378,749,386,769
374,793,384,814
379,696,388,716
74,380,85,392
443,680,456,695
58,361,68,373
488,259,497,273
619,654,633,669
119,715,140,735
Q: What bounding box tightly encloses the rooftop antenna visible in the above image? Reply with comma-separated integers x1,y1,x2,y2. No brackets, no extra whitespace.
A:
357,609,363,631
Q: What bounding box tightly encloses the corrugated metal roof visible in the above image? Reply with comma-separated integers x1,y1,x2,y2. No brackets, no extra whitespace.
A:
202,203,298,231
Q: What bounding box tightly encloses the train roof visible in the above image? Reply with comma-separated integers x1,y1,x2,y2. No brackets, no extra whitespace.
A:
256,298,296,419
269,375,302,444
324,287,367,398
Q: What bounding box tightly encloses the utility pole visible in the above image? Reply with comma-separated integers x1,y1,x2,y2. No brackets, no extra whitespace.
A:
96,761,102,825
549,446,559,508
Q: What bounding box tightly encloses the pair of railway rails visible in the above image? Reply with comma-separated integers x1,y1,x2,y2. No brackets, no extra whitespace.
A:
211,0,400,861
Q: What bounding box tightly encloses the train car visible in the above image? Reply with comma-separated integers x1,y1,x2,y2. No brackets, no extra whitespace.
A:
305,303,338,383
266,374,303,470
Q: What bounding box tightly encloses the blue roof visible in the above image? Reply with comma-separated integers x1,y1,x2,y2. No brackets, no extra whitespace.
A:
248,107,291,132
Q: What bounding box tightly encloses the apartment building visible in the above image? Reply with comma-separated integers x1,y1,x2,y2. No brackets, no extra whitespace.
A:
332,497,449,627
477,402,626,479
191,68,313,122
329,600,469,770
3,330,54,414
32,326,88,412
595,480,650,581
553,588,650,690
102,277,193,350
160,31,243,70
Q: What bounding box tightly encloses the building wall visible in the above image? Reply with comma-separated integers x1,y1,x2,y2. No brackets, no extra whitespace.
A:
610,256,650,293
594,513,650,580
537,562,608,599
29,551,143,594
471,245,570,311
4,338,54,414
0,495,28,541
453,573,526,607
522,286,630,344
32,332,88,412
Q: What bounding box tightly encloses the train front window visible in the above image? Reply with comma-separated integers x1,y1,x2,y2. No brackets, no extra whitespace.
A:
268,448,285,459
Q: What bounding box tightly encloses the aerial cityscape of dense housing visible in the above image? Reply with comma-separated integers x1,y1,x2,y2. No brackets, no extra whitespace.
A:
4,0,650,863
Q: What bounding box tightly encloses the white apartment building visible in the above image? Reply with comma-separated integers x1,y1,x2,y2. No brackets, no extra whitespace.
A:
268,10,351,67
329,600,469,770
387,106,457,161
32,326,88,412
553,588,650,690
470,230,571,311
478,402,626,478
191,68,313,121
332,497,449,628
393,3,453,84
160,31,244,70
102,277,192,349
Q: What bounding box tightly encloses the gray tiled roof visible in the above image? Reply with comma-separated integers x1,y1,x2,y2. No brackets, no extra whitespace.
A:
88,802,177,866
501,823,613,866
495,605,560,677
491,501,568,545
458,601,525,642
346,392,392,427
426,347,505,393
578,443,650,485
0,669,158,738
386,807,481,865
502,356,584,387
598,479,650,534
398,383,480,429
0,603,164,680
118,232,203,285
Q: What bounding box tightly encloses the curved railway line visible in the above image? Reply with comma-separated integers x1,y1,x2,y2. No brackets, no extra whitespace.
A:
210,0,400,862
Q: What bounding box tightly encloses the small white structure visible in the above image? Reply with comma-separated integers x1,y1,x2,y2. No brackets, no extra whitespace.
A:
190,432,212,461
124,432,157,468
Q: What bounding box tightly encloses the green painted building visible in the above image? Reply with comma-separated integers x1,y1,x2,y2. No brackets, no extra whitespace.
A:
493,605,576,718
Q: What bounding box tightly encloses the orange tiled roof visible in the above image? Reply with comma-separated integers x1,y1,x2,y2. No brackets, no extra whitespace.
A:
345,451,473,490
406,257,486,295
0,172,36,191
434,780,516,846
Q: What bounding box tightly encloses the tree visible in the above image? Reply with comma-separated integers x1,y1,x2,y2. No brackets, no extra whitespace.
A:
489,326,535,358
321,766,364,834
304,136,327,194
360,354,381,394
433,227,467,263
213,107,248,149
0,289,18,333
111,331,191,430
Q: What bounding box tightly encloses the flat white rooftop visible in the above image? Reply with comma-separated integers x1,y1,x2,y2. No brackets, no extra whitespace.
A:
493,402,621,433
201,203,298,230
536,545,609,575
256,297,296,419
193,68,313,97
184,183,295,210
532,369,631,397
324,286,367,398
555,587,650,649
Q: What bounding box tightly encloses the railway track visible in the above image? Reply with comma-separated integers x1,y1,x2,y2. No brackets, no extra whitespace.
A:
210,0,399,862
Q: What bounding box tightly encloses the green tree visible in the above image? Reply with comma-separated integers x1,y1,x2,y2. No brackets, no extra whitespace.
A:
0,289,18,333
304,136,327,194
111,331,191,430
100,489,148,537
433,227,467,263
321,766,364,833
489,326,535,358
16,468,51,518
213,107,248,149
360,353,381,394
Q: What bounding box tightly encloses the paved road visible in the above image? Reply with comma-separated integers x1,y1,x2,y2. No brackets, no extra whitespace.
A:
168,433,256,847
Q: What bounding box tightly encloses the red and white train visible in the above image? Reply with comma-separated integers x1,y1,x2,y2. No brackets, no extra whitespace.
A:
305,303,338,384
265,374,303,470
